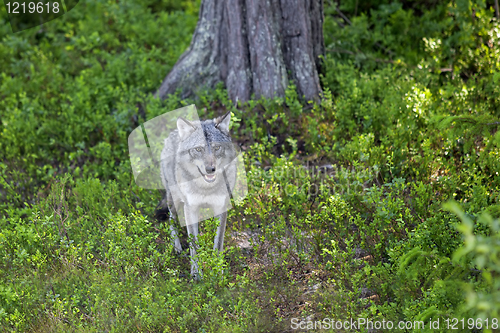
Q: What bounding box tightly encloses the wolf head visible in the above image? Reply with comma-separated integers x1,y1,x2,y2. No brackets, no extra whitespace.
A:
176,112,234,187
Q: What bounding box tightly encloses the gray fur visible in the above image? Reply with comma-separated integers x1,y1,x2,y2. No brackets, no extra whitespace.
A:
157,112,236,280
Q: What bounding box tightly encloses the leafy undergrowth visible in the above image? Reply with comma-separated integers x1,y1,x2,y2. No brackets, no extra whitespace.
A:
1,0,500,332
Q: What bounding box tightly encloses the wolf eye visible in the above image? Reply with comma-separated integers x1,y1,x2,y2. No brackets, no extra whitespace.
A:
213,145,220,151
195,147,202,152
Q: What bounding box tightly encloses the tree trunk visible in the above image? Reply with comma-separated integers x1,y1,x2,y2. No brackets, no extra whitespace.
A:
155,0,324,103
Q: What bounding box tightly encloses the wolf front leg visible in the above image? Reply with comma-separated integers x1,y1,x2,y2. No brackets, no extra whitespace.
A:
185,207,202,280
155,196,182,253
213,211,227,253
169,224,183,254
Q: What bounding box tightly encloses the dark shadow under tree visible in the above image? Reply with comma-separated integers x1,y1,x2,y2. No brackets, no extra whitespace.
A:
155,0,325,103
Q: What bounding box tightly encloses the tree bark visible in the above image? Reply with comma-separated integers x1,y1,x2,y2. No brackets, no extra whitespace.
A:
155,0,324,103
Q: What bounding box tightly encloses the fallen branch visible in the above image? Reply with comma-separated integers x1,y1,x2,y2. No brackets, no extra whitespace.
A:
336,7,352,25
326,48,394,64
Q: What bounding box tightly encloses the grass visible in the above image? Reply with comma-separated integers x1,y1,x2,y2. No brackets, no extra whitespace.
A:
1,0,500,331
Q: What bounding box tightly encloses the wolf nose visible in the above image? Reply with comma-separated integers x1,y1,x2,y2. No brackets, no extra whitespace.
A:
206,166,216,174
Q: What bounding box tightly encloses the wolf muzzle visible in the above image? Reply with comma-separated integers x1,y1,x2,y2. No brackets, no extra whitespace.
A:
197,166,217,183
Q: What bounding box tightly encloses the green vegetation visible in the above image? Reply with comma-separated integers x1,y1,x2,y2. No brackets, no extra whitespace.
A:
1,0,499,331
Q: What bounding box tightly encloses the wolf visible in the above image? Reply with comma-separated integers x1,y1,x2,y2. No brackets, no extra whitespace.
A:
155,112,236,279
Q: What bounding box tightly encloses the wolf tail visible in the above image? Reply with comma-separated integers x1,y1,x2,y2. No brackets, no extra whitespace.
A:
154,194,171,221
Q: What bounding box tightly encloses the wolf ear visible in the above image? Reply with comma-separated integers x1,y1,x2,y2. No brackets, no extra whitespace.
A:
177,117,196,140
215,111,231,135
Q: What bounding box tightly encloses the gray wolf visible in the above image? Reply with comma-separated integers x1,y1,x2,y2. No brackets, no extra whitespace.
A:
155,112,236,279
